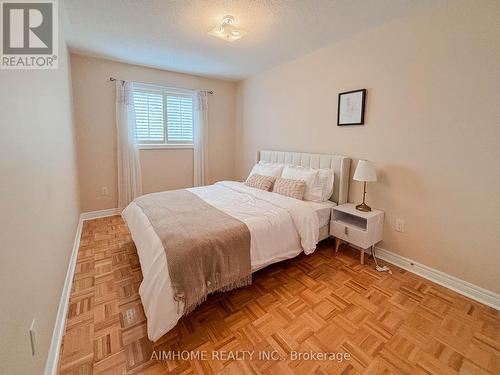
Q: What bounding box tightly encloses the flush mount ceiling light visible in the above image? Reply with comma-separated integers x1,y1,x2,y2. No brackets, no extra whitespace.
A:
208,15,248,42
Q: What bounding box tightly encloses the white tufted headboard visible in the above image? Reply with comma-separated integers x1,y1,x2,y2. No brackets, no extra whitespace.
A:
258,150,351,205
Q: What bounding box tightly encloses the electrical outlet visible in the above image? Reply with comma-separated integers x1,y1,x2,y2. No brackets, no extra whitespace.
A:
101,186,108,196
395,218,405,233
29,319,36,356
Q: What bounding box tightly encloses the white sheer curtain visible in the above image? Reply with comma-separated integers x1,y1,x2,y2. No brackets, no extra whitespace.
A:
193,91,209,186
116,81,142,210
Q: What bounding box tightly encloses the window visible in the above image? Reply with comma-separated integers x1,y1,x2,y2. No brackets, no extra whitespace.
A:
132,85,194,146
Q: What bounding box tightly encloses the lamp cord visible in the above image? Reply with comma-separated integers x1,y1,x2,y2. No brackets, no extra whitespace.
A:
371,245,392,274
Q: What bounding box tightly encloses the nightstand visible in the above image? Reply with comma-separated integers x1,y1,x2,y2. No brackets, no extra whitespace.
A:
329,203,384,264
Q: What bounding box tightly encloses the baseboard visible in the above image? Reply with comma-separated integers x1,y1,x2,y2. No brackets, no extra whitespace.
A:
374,246,500,310
44,216,84,375
80,207,121,220
44,208,121,375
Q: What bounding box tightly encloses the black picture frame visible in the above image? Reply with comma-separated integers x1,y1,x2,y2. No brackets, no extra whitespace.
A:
337,89,366,126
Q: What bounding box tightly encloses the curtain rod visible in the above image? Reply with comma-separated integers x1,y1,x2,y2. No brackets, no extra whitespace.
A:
108,77,213,95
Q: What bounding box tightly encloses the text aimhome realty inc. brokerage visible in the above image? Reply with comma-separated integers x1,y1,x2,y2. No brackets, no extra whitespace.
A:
151,350,352,362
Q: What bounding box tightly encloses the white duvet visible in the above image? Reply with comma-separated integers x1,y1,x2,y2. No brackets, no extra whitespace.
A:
122,181,320,341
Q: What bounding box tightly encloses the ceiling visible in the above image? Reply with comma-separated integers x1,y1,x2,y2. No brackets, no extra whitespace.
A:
64,0,434,80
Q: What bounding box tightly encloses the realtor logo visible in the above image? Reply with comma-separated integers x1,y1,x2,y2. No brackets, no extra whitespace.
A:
1,0,58,69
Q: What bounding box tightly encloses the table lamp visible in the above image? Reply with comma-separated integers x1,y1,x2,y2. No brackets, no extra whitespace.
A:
353,160,377,212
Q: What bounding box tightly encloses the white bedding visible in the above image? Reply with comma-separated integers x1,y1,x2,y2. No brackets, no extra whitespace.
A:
309,200,336,227
122,181,321,341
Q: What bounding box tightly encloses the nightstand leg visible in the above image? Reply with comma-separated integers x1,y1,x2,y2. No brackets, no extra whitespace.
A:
335,238,342,254
360,248,365,265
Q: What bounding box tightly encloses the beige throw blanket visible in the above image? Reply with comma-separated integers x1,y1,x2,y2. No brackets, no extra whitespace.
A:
134,189,251,314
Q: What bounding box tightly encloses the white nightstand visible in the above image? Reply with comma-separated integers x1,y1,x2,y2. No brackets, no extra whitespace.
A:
329,203,384,264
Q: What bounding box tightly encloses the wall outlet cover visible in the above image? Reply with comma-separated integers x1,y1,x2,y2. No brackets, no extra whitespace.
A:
395,218,405,233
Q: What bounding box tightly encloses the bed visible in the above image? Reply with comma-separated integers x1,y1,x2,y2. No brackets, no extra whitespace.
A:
122,150,351,341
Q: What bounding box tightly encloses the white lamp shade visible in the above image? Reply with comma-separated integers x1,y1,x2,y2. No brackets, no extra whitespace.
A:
353,160,377,182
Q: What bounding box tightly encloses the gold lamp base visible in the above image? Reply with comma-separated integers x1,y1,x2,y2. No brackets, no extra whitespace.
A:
356,181,372,212
356,202,372,212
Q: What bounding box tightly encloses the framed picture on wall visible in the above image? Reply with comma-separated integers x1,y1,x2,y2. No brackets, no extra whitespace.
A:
337,89,366,126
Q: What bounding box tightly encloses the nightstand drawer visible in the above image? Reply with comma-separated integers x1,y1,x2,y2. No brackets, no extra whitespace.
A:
330,220,368,248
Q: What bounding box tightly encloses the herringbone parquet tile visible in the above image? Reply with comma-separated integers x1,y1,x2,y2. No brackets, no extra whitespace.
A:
58,216,500,374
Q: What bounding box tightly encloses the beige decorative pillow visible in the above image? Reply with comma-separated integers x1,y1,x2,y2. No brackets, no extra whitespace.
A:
244,174,276,191
272,177,306,200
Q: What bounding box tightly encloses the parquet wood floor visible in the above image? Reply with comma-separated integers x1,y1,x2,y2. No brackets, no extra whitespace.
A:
58,216,500,374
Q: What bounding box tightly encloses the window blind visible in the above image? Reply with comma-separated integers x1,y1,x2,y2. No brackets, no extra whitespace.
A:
133,91,164,142
132,86,194,145
166,95,194,143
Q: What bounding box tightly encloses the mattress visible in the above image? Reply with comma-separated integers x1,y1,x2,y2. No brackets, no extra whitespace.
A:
309,200,337,227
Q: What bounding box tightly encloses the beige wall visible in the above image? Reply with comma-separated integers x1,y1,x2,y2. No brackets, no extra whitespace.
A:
71,54,237,212
235,1,500,293
0,9,80,375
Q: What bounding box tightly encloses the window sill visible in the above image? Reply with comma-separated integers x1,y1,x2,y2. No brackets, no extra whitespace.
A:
137,144,194,150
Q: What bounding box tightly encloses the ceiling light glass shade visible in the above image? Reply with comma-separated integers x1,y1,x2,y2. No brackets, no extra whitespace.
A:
208,15,247,42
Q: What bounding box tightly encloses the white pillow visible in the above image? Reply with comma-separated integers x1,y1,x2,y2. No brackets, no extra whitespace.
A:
304,169,334,202
304,173,327,202
281,165,319,200
281,166,334,202
317,168,335,201
246,162,284,181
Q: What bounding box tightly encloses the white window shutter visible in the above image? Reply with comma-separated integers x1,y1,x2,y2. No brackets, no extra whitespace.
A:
133,91,165,143
132,85,194,145
166,95,194,143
